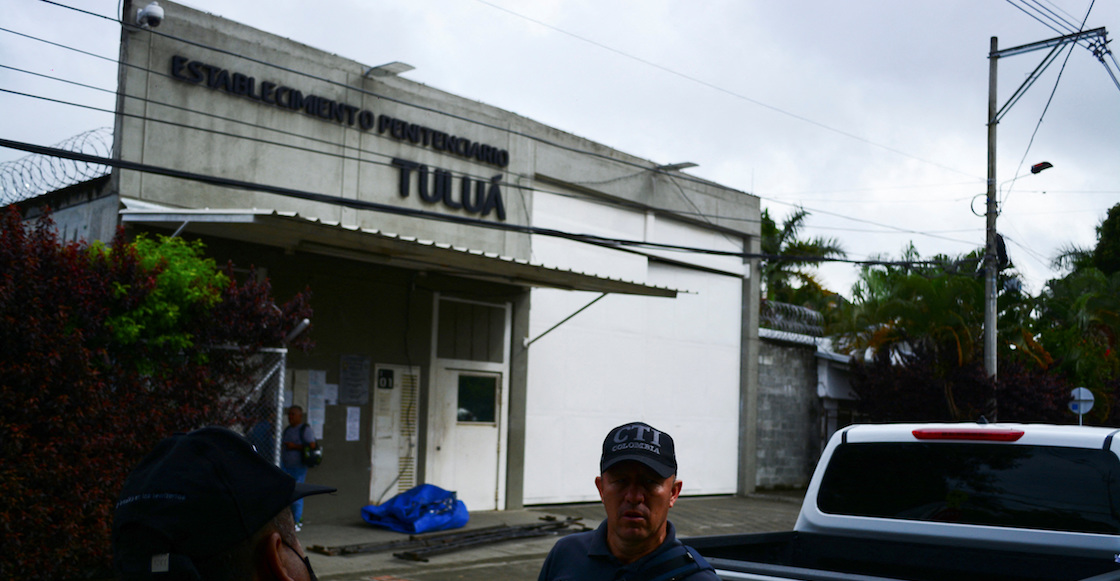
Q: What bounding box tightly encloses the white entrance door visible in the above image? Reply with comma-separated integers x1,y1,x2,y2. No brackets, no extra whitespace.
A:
427,296,510,511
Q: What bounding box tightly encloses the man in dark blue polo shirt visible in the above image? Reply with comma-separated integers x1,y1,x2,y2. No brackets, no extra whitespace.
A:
538,422,718,581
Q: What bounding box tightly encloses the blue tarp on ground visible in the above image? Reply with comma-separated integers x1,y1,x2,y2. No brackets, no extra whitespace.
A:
360,484,470,534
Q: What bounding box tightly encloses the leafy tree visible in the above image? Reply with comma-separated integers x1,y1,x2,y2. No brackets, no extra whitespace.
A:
834,244,1053,420
1029,203,1120,423
837,204,1120,425
0,206,312,580
1093,204,1120,275
760,207,846,306
1033,269,1120,423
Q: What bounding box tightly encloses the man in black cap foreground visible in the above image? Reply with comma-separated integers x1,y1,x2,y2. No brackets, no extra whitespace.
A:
537,421,717,581
113,426,335,581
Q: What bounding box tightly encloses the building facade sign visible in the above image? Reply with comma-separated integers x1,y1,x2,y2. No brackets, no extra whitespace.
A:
169,55,511,169
392,158,506,221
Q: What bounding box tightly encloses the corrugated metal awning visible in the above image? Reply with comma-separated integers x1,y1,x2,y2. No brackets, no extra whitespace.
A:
120,205,679,298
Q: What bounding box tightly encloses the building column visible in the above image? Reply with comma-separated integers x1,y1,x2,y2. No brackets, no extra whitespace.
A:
504,290,531,509
738,234,761,495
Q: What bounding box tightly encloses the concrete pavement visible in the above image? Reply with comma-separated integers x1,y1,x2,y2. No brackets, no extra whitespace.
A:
300,492,804,581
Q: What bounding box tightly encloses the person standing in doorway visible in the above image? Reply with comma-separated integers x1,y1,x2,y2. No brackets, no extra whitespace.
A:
282,405,317,530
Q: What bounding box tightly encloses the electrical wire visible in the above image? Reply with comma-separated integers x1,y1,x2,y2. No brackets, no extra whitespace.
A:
1006,0,1119,90
0,79,981,255
37,0,984,188
1015,0,1078,35
1007,0,1092,48
30,7,1017,252
0,17,765,234
0,134,974,269
0,5,1001,248
1002,1,1093,208
1035,0,1086,28
0,75,1028,259
758,195,980,247
1001,41,1077,208
1001,233,1058,274
471,0,978,180
0,57,986,210
0,39,991,249
0,82,744,240
8,2,1106,266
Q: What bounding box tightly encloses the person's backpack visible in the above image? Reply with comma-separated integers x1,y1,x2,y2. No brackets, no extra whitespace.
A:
299,424,323,467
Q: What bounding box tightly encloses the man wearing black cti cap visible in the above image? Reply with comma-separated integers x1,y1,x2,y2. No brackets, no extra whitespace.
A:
113,426,335,581
538,421,717,581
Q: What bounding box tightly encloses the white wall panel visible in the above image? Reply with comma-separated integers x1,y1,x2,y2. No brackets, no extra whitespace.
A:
525,189,743,503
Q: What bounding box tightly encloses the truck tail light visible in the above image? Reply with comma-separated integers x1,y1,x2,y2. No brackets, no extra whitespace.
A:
912,428,1025,442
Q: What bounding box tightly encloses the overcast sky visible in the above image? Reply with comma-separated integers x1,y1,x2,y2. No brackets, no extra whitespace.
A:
2,0,1117,298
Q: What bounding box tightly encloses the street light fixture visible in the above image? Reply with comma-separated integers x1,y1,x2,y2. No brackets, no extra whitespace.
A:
655,162,698,171
998,162,1053,196
1030,161,1053,174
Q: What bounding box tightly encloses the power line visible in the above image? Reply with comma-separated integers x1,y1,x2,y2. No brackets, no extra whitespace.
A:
0,22,988,249
1002,233,1057,273
1,12,767,235
0,84,740,235
8,52,985,213
35,0,985,183
0,136,974,271
1008,0,1092,47
1007,0,1120,91
1003,0,1095,208
1002,41,1078,208
759,196,980,247
472,0,979,180
1035,0,1086,28
9,2,1102,267
767,180,981,198
1,21,714,197
1013,0,1078,35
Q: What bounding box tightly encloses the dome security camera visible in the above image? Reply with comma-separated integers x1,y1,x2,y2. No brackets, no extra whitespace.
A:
137,2,164,28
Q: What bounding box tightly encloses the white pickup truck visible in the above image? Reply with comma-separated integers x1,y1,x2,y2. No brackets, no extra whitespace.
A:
685,423,1120,581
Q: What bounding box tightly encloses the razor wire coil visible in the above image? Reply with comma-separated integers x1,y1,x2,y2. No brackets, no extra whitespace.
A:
0,127,112,205
761,300,824,337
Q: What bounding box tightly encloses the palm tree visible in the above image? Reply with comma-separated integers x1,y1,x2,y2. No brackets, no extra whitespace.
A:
832,246,984,363
760,207,847,304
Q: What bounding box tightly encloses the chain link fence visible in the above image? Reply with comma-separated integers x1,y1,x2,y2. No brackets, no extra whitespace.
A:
225,347,288,466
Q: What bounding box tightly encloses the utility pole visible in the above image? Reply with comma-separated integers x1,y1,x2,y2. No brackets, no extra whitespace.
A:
984,37,999,388
983,28,1109,420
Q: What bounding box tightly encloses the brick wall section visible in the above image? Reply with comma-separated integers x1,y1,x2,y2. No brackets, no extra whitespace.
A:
756,339,820,489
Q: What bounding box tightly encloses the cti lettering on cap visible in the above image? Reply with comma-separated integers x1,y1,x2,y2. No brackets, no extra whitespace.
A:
613,423,663,446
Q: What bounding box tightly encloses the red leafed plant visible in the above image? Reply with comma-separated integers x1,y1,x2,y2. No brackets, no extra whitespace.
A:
0,205,312,580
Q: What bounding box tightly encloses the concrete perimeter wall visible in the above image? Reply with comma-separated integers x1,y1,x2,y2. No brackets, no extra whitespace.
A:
756,339,819,489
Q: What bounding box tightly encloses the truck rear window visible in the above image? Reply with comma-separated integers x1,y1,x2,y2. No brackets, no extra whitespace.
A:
817,442,1120,534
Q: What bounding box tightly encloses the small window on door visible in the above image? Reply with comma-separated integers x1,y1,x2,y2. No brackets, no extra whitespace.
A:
457,375,497,423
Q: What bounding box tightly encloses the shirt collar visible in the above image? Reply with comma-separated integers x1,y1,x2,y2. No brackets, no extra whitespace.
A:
588,518,679,563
